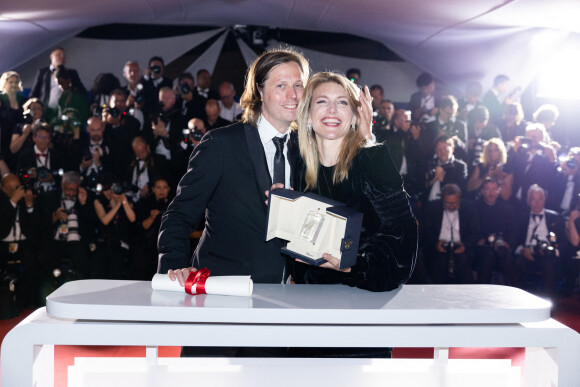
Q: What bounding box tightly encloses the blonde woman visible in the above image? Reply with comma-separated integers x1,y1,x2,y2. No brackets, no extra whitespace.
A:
292,72,417,292
467,137,513,201
0,71,28,163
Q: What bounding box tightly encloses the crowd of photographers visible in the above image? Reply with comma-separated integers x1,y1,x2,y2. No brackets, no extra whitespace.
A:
0,50,578,315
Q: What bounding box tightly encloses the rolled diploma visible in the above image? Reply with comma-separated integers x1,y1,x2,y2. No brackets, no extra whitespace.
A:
151,274,253,297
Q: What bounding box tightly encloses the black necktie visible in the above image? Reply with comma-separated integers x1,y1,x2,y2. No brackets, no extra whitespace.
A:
272,135,287,185
532,214,543,222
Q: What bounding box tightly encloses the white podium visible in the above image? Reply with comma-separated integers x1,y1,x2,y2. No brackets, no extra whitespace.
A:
2,281,579,386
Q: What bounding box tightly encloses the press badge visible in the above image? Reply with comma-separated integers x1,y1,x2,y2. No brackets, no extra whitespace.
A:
8,242,18,254
60,224,68,234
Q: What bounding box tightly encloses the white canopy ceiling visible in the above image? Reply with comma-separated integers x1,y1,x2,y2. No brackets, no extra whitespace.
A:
2,0,580,96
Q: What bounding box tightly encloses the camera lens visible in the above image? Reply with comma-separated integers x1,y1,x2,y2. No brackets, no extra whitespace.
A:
180,83,191,94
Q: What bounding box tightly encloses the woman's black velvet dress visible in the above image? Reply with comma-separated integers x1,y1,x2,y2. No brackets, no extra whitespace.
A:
292,143,418,292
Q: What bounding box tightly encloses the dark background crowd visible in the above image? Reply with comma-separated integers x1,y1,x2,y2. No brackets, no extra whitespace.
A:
0,47,579,316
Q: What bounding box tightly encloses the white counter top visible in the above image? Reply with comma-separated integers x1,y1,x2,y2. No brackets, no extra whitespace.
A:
46,280,551,325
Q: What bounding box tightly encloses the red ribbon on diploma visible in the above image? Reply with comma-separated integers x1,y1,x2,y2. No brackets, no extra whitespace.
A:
184,268,211,295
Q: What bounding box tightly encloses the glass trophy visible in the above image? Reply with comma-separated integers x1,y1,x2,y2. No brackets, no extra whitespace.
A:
300,209,325,244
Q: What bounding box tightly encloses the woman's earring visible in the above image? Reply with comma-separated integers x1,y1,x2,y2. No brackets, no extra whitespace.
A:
351,123,356,132
307,122,312,135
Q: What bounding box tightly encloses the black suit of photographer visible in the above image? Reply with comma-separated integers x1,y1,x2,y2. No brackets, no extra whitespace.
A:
104,115,140,178
425,118,468,161
507,148,558,211
426,157,468,199
515,209,565,302
421,198,479,284
74,137,114,187
474,197,519,285
0,190,39,308
150,108,188,185
36,189,95,278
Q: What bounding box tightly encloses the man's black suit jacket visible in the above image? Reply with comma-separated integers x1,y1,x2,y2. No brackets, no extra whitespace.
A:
0,192,36,241
158,122,298,283
17,148,64,175
420,198,480,251
515,208,565,250
29,67,86,104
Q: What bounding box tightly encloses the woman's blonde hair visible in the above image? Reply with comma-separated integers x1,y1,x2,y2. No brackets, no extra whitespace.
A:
0,71,23,93
480,137,507,165
296,71,368,190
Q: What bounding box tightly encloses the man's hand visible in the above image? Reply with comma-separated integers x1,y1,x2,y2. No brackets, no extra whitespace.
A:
10,185,26,204
53,207,68,222
24,189,35,208
453,242,465,254
152,120,168,138
434,166,445,182
265,183,287,206
436,240,447,253
168,267,198,287
410,123,421,140
521,247,535,262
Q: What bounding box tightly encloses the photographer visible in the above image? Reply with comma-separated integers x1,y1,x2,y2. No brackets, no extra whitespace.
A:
77,116,113,191
507,123,558,211
122,61,152,129
150,87,187,184
102,89,140,177
176,72,200,121
0,174,39,309
514,184,564,305
551,147,580,215
125,136,168,202
466,105,502,167
16,124,64,193
421,184,479,284
466,138,513,201
10,98,45,157
141,56,172,93
52,67,90,127
426,136,468,201
0,71,27,168
36,171,94,280
474,178,519,285
425,95,468,161
129,177,173,280
92,173,136,279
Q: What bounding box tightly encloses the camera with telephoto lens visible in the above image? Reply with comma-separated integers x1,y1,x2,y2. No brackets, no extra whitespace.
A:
106,107,120,119
429,162,454,179
149,103,168,126
532,232,558,256
111,182,125,195
190,125,204,142
487,233,506,249
566,158,577,169
17,168,36,191
22,109,34,124
180,83,191,95
517,137,533,156
37,167,64,181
